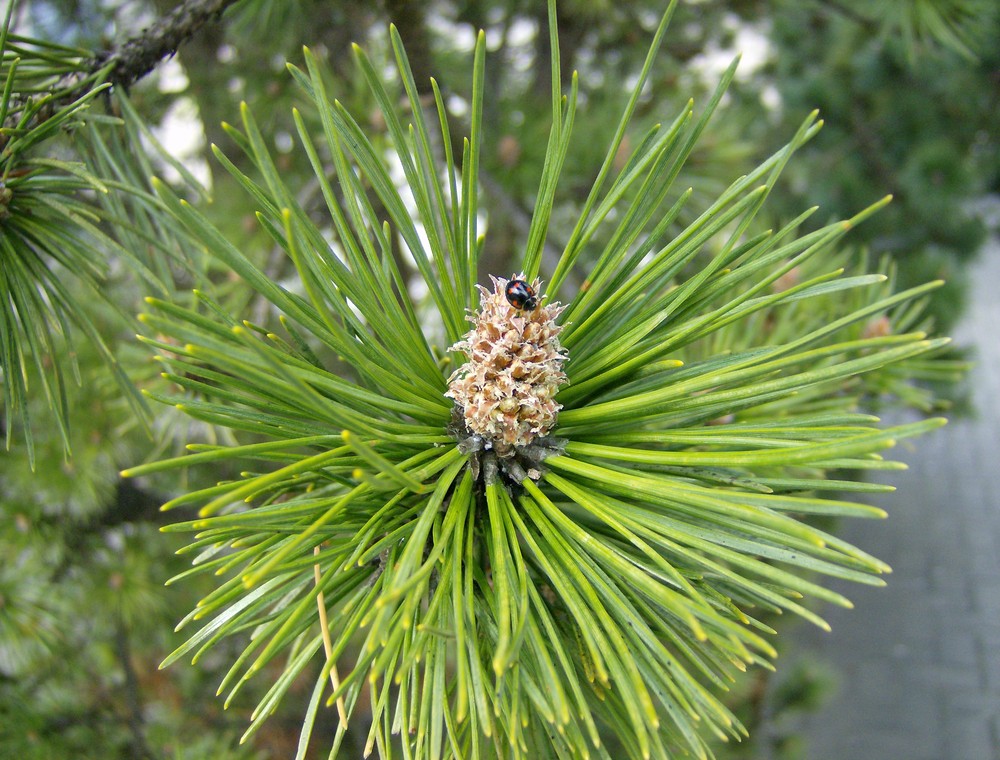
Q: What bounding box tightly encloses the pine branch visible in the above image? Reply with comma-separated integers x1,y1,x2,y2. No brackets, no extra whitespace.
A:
3,0,241,136
0,1,232,457
125,6,957,754
94,0,242,90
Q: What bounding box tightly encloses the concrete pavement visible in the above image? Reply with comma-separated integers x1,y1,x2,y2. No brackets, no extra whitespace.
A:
782,236,1000,759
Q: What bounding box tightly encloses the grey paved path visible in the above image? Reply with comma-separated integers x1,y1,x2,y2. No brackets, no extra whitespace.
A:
784,236,1000,759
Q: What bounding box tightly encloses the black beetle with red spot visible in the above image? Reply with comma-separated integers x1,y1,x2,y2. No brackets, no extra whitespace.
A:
504,279,538,311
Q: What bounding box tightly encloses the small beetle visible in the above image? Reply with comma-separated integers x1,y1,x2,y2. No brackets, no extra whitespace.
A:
504,279,538,311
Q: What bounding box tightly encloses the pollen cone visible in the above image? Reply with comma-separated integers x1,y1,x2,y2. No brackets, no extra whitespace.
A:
446,274,568,456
